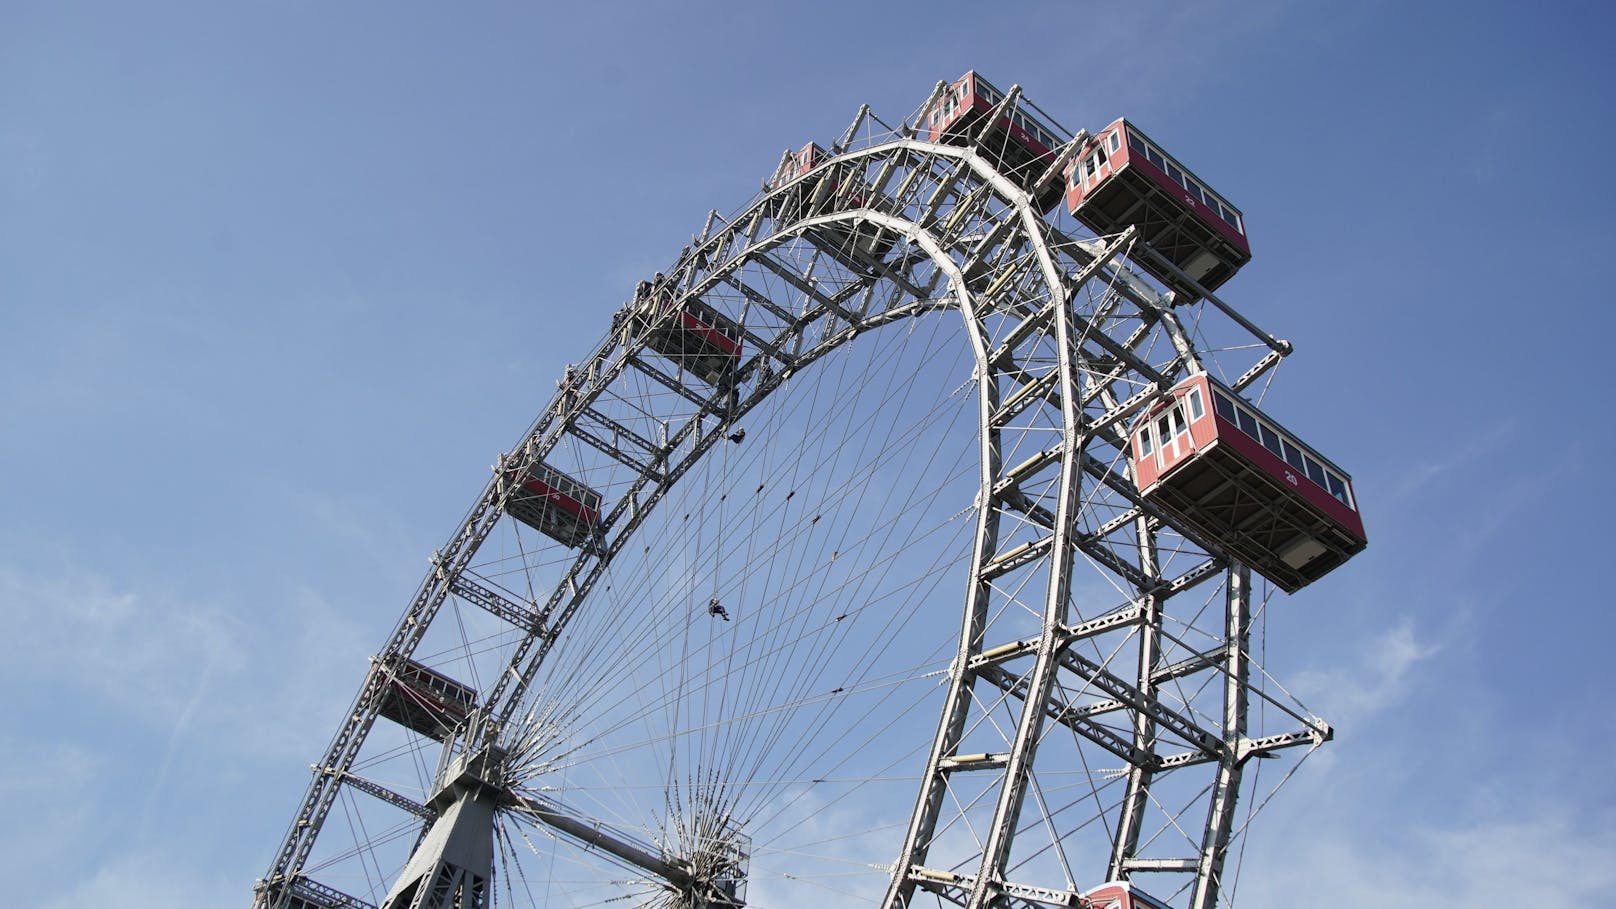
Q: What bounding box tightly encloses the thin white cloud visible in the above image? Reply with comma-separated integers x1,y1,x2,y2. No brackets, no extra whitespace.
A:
1381,419,1518,506
0,563,374,904
1291,617,1440,727
36,850,241,909
0,562,367,764
0,736,104,873
139,646,218,838
1236,811,1616,908
0,565,245,721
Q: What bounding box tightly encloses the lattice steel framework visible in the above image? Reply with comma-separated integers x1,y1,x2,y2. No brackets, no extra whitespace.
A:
253,83,1332,909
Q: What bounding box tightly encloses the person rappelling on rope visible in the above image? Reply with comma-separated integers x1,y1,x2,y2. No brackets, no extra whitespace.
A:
708,598,730,621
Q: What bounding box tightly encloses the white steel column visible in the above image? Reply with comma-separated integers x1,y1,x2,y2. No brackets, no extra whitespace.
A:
1190,565,1251,909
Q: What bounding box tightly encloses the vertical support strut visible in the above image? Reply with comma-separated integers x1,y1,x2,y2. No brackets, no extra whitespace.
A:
881,280,1004,909
962,255,1084,909
1109,520,1164,878
1190,565,1251,909
381,743,507,909
380,792,497,909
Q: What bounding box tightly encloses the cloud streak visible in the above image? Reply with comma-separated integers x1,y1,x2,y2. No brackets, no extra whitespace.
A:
1237,810,1616,908
1290,617,1440,728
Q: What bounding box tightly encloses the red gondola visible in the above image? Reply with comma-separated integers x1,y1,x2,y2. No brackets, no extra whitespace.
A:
1132,374,1366,592
627,287,744,385
767,141,898,271
504,462,602,549
373,655,477,742
1067,119,1251,303
921,71,1066,213
768,142,835,215
1081,881,1176,909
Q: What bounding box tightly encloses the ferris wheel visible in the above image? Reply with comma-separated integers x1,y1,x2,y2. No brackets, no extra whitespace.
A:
251,72,1364,909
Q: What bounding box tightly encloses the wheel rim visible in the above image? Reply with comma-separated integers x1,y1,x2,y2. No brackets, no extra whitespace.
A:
257,121,1331,909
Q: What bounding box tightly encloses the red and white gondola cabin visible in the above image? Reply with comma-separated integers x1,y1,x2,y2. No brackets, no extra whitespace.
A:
505,461,603,549
922,71,1066,213
1081,881,1176,909
374,655,478,742
766,142,897,271
1133,374,1366,592
630,291,744,386
770,142,829,193
1067,119,1251,303
768,142,854,216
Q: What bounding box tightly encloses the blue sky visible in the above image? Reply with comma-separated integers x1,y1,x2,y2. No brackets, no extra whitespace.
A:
4,2,1614,906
